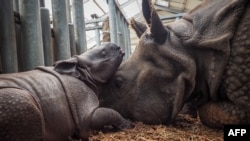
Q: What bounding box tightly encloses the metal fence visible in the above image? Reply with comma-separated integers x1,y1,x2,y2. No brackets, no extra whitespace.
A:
0,0,131,73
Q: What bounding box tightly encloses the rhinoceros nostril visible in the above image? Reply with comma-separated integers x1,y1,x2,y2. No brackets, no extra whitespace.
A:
116,46,121,50
120,49,125,57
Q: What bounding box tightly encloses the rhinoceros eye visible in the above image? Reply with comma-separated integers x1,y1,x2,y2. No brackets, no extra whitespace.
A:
101,50,107,58
145,34,153,40
114,76,124,88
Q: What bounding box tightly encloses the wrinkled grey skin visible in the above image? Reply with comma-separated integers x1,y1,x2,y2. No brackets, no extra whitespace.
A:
0,43,132,141
99,0,250,128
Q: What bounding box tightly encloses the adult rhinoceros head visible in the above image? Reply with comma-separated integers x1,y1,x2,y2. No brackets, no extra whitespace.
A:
100,0,248,124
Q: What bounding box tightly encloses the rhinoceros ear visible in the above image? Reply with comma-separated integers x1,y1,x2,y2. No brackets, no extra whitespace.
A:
142,0,151,25
53,57,78,75
142,0,168,44
130,18,147,38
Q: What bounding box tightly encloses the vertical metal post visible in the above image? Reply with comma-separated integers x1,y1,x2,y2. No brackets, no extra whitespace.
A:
108,0,117,43
19,0,44,71
68,23,76,56
41,8,53,66
122,17,129,59
15,22,23,71
40,0,45,7
0,0,18,73
122,18,128,59
20,0,44,71
52,0,71,61
91,14,100,46
123,20,131,57
95,26,100,46
119,13,125,48
72,0,87,54
116,12,120,46
126,24,131,56
66,0,72,23
13,0,19,12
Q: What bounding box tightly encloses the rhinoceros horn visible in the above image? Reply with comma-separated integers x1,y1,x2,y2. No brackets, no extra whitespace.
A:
142,0,168,44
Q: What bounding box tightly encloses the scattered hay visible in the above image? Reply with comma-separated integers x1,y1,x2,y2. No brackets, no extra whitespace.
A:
89,115,223,141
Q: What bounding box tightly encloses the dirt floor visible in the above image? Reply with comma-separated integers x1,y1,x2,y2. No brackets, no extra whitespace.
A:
88,115,224,141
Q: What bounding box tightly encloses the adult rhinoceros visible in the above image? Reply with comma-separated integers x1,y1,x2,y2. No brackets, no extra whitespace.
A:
99,0,250,128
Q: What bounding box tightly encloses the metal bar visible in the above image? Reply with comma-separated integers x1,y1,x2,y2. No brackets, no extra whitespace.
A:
85,18,106,24
114,0,131,25
68,23,76,56
52,0,71,61
160,13,184,20
122,18,129,59
66,0,72,23
40,8,53,66
0,0,18,73
125,23,131,57
86,25,102,31
19,0,44,71
15,21,23,71
13,0,19,12
95,27,100,46
15,11,107,26
91,14,100,46
116,12,122,46
154,4,184,14
72,0,87,54
40,0,45,7
108,0,117,43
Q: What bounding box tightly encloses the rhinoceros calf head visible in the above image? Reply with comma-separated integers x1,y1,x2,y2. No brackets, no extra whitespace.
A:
99,0,249,125
54,42,124,93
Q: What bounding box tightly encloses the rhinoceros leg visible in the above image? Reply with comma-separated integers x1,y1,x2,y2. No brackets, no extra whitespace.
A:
198,101,250,128
90,107,133,130
0,88,44,141
179,102,198,118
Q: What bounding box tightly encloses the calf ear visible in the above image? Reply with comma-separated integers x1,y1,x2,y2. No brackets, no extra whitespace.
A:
130,18,147,38
53,58,78,75
142,0,168,44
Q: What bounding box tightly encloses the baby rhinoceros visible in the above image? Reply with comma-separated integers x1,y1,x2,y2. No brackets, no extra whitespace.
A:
0,43,132,141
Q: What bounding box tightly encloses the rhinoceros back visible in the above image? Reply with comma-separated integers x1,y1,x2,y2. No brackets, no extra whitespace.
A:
0,68,75,140
0,87,44,140
221,3,250,109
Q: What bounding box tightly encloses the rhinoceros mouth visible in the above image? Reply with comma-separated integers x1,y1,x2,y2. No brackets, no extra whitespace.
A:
104,49,125,67
92,48,125,83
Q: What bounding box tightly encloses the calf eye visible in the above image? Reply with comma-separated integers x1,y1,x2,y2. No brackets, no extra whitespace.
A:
101,50,107,58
